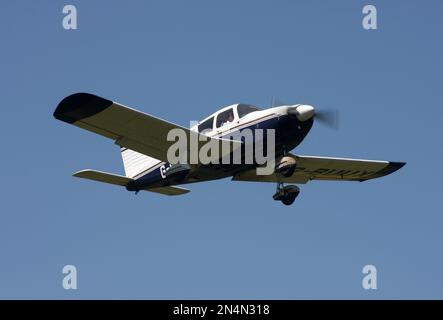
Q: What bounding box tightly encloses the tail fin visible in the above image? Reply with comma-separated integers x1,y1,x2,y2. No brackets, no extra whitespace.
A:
120,147,162,178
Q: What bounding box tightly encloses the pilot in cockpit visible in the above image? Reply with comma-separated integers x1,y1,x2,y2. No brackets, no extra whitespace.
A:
221,110,234,127
227,110,234,123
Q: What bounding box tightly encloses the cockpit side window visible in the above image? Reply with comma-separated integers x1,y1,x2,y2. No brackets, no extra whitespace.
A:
216,108,235,128
198,117,214,133
237,104,260,118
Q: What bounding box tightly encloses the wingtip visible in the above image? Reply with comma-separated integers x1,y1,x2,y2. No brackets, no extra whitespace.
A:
387,161,406,173
53,92,113,124
359,161,406,181
378,161,406,178
72,169,93,177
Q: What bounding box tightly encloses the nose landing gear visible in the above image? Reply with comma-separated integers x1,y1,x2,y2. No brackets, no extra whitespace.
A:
273,183,300,206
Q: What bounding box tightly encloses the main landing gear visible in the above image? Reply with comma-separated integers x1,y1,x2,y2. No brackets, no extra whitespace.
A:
273,182,300,206
273,148,300,205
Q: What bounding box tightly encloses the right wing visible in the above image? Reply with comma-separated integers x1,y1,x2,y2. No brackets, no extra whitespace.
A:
233,154,405,184
54,93,241,164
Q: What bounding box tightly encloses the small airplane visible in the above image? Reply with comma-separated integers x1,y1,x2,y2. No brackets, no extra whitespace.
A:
53,92,405,205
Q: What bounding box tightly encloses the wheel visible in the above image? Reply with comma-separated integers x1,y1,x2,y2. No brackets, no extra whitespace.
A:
281,193,296,205
272,184,300,205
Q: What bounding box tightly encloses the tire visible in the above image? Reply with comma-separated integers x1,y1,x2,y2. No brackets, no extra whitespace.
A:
281,193,296,205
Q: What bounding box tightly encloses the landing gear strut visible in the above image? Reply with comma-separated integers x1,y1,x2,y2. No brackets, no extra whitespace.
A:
273,182,300,206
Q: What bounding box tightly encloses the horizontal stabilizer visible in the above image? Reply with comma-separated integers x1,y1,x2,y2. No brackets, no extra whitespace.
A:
73,169,190,196
73,170,133,186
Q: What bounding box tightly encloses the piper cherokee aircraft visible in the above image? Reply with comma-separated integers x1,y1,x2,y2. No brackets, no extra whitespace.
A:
53,93,405,205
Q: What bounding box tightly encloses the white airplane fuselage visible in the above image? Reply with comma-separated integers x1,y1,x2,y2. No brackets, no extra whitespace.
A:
125,105,313,192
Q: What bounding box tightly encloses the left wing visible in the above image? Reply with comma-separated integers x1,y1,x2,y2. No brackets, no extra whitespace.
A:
54,93,241,164
233,154,405,184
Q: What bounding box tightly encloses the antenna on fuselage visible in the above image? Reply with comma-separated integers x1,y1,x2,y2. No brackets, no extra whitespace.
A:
270,96,286,108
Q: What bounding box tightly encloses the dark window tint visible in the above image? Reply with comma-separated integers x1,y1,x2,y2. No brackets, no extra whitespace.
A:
198,117,214,133
237,104,260,118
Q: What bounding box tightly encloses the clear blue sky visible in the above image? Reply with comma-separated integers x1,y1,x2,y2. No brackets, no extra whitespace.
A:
0,0,442,299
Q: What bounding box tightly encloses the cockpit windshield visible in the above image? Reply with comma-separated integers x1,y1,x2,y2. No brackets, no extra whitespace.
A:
237,104,260,118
